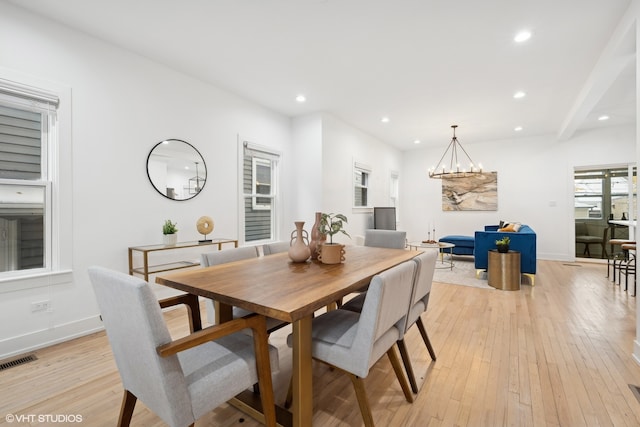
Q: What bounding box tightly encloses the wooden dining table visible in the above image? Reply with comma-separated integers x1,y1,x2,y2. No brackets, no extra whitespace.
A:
155,245,421,427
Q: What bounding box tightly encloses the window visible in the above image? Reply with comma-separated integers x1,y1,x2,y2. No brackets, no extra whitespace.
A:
0,85,58,275
574,167,637,221
353,162,371,208
242,142,280,242
390,171,399,208
574,170,603,219
610,167,637,221
252,157,272,210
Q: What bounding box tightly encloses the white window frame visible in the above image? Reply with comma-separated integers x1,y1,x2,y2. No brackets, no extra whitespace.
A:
251,157,273,211
0,73,72,290
390,170,399,215
353,161,371,209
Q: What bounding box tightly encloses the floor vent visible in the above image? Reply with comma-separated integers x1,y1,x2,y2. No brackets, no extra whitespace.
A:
0,354,37,372
629,384,640,403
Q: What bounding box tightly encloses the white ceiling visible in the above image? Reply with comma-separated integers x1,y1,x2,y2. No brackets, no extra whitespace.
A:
7,0,637,150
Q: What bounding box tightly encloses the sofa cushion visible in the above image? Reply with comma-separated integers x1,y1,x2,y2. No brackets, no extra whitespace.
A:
498,222,522,232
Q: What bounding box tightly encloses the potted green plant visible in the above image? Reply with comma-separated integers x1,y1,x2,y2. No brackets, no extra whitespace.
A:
317,213,350,264
495,236,510,253
162,220,178,245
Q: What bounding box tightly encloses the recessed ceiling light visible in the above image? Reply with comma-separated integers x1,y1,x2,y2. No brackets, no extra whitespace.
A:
414,139,421,144
598,115,610,121
295,94,306,103
514,126,523,132
513,91,526,99
514,31,532,43
381,116,390,123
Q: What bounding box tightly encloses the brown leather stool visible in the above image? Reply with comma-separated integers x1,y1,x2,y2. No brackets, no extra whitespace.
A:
621,243,636,295
608,239,634,283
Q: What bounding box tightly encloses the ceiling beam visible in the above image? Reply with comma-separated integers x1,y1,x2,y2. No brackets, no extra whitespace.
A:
558,1,638,140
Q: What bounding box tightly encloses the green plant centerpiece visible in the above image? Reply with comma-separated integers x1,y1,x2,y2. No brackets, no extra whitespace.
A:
162,220,178,245
318,213,350,244
317,213,350,264
162,220,178,235
495,236,510,253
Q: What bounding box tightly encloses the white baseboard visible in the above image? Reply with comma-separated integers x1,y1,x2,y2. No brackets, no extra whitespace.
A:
0,315,104,360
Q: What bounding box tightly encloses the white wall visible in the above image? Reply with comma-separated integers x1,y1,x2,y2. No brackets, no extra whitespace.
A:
401,124,636,261
0,3,293,358
290,113,324,227
321,113,404,243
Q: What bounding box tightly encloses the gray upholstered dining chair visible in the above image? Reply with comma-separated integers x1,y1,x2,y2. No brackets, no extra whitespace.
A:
341,250,438,393
341,229,407,306
88,266,278,427
202,246,287,332
262,241,290,255
287,259,416,426
397,250,438,393
201,245,260,266
364,229,407,249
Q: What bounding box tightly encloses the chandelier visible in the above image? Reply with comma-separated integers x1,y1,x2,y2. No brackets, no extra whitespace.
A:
428,125,483,179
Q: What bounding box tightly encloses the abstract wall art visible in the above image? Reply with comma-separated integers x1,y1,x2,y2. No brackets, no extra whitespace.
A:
442,172,497,211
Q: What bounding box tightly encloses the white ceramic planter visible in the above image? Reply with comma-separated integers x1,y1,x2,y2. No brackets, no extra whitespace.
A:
163,233,177,246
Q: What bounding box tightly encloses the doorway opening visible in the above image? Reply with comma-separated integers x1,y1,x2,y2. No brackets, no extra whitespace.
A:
574,164,637,260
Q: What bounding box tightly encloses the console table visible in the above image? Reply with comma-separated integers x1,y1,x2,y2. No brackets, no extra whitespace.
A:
128,239,238,281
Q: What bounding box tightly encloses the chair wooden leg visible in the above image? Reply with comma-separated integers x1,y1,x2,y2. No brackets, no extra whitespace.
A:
250,319,277,427
284,378,293,409
118,390,137,427
386,346,414,403
416,318,437,361
397,338,419,394
347,373,375,427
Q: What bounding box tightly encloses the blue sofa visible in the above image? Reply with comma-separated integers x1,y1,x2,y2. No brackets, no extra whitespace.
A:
474,224,537,282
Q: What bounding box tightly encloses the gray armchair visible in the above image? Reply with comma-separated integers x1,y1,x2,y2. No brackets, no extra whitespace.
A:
88,266,278,427
575,222,606,258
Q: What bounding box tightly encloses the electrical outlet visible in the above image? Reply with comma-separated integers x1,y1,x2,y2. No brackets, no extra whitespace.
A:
31,300,51,312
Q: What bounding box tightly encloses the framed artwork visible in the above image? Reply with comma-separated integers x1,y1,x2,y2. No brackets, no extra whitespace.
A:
442,172,497,211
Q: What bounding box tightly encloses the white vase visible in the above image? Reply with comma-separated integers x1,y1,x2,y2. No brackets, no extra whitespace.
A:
163,233,177,245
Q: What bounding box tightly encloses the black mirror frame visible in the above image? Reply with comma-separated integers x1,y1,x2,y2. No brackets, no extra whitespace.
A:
146,139,207,201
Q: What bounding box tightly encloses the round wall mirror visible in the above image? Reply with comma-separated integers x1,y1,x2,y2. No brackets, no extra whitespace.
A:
146,139,207,201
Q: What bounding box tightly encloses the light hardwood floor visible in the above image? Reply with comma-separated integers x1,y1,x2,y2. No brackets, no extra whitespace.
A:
2,259,640,426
